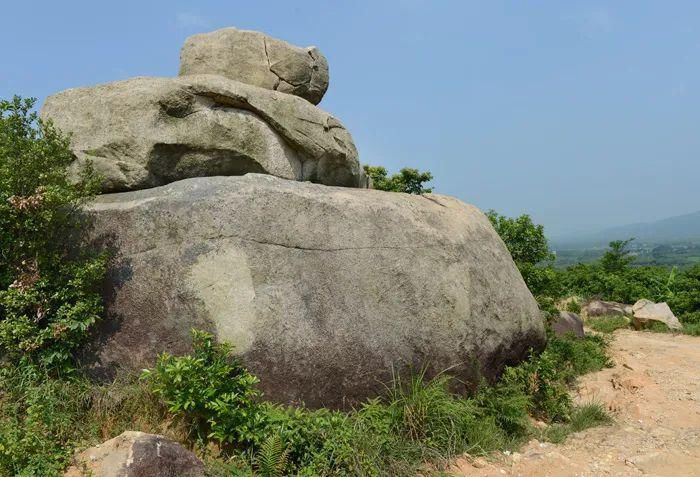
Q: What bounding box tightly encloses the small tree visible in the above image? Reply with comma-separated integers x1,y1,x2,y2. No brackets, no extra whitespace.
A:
600,239,636,273
363,165,433,194
486,211,554,265
486,210,556,297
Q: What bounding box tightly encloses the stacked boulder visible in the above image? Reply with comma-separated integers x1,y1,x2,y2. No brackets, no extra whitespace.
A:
42,28,545,408
43,27,363,192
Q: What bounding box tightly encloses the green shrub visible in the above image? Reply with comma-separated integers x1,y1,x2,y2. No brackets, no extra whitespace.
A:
545,333,612,378
140,331,610,476
495,334,611,423
679,323,700,336
668,265,700,318
0,96,104,372
485,211,560,296
363,165,433,194
501,348,572,422
142,330,263,446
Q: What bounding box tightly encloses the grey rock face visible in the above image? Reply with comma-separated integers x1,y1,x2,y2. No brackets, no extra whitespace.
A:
180,28,329,105
582,300,628,319
552,311,585,339
41,75,361,193
64,432,205,477
632,299,683,330
84,175,545,408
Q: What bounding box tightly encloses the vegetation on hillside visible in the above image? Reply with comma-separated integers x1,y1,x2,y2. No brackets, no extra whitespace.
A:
0,96,106,475
554,241,700,269
490,210,700,335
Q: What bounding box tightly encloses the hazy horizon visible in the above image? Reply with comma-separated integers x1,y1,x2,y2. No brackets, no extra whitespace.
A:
3,1,699,236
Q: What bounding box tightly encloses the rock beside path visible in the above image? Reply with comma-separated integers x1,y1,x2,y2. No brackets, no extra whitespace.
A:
582,300,629,319
64,432,205,477
83,174,545,408
552,311,584,338
632,299,683,330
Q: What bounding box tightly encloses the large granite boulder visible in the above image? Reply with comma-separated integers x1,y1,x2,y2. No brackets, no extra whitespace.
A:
64,432,205,477
41,74,361,193
552,311,585,339
84,174,545,408
179,27,329,105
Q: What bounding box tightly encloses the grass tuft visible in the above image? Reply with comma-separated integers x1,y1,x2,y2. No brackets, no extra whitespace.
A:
541,403,612,443
588,315,630,333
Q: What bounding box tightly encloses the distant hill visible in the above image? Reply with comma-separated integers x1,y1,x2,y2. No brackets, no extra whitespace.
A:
552,210,700,249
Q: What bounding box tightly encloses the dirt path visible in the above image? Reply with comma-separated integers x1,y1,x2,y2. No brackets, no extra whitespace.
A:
451,329,700,476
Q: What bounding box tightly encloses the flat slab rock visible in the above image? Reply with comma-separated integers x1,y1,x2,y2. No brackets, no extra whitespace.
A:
41,74,362,193
84,175,545,408
64,432,204,477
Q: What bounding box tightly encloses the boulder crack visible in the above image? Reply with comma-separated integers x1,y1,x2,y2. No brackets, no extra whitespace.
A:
204,233,445,252
263,37,282,90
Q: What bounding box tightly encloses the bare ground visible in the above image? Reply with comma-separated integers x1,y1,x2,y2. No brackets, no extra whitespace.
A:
450,329,700,477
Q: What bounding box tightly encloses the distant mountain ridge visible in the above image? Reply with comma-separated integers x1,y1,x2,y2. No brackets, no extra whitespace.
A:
552,210,700,248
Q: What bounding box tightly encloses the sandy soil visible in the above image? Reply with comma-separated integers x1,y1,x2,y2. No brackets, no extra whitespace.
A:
450,329,700,477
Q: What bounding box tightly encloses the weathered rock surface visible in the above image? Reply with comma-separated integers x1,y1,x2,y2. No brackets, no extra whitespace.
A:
180,27,329,105
41,74,361,193
631,299,683,331
553,311,585,338
64,432,204,477
582,300,628,319
84,174,545,408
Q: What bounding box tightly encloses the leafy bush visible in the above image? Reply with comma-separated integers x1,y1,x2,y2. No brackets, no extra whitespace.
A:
486,211,554,266
485,211,559,296
558,259,672,305
363,165,433,194
140,331,610,476
0,96,105,372
668,265,700,319
545,333,611,377
142,330,263,446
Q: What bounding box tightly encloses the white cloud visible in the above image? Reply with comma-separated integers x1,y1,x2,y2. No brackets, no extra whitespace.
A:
176,11,211,29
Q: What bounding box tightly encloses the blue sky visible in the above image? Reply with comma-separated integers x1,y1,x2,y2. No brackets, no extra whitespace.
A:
2,1,699,237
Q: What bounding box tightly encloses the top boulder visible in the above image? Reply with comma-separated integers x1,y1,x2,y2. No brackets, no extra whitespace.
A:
179,28,329,105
